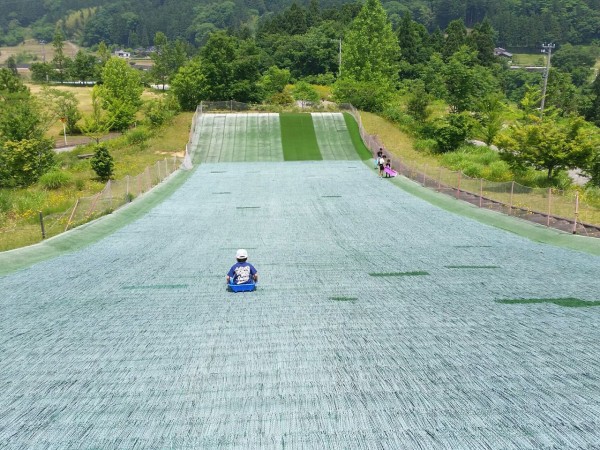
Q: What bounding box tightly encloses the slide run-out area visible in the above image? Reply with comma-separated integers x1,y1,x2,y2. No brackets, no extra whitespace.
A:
1,113,600,449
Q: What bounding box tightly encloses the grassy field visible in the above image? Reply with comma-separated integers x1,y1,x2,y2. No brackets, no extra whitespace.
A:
26,83,159,145
511,53,545,66
280,113,322,161
0,39,80,65
0,110,193,252
360,111,439,167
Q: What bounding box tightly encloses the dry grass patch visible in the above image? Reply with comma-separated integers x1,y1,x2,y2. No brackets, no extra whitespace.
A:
0,40,80,64
360,111,440,167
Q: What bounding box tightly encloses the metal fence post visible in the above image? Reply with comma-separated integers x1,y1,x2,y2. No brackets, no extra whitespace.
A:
107,180,112,209
572,191,579,234
438,167,442,190
509,181,515,214
39,211,46,239
547,188,552,227
456,172,461,199
479,178,483,208
126,175,130,201
422,165,427,186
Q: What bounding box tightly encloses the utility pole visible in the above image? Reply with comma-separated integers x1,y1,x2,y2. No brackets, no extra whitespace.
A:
540,43,555,118
338,38,342,77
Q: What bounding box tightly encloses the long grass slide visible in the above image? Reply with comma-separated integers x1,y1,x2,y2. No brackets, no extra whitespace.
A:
280,113,322,161
311,112,359,160
200,114,227,163
219,114,239,162
258,113,284,162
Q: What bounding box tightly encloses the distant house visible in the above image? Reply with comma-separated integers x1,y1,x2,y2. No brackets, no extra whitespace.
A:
494,47,513,58
114,50,131,59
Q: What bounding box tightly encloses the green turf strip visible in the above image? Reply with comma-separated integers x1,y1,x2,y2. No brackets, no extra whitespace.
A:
497,298,600,308
454,245,493,248
369,271,429,277
343,112,373,160
446,265,499,269
329,296,358,302
280,113,322,161
122,284,188,290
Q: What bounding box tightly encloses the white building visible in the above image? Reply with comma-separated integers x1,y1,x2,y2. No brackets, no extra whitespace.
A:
114,50,131,59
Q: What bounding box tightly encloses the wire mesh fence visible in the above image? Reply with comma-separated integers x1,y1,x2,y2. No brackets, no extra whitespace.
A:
338,104,600,238
0,157,184,251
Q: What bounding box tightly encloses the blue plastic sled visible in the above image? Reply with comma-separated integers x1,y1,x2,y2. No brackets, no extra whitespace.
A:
228,280,257,292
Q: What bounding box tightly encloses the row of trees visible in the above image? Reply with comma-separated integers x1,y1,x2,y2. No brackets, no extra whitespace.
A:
3,0,600,189
2,0,599,47
324,0,600,186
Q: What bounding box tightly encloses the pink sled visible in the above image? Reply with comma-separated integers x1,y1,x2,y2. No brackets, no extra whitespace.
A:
384,167,398,177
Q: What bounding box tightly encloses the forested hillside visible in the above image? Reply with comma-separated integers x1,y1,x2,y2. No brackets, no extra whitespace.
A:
1,0,599,47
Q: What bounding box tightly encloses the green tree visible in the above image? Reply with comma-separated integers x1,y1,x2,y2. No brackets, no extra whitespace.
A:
545,69,580,115
143,95,178,127
334,0,399,111
69,50,97,83
406,81,431,122
30,62,55,83
468,19,496,66
79,87,114,144
333,77,392,112
428,112,473,153
474,93,506,145
496,115,596,179
90,143,114,181
0,70,45,143
258,66,291,99
149,33,188,89
6,56,18,75
552,44,597,73
0,68,28,96
200,31,237,100
418,52,447,99
584,149,600,187
340,0,399,84
150,32,169,88
231,39,264,103
96,57,143,131
52,27,68,82
292,81,320,107
397,13,432,78
97,41,111,66
171,58,207,111
442,19,467,60
444,46,496,112
585,74,600,127
40,88,81,134
0,138,55,187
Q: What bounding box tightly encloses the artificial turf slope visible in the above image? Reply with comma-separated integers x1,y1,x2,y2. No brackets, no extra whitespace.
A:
280,113,322,161
2,162,600,448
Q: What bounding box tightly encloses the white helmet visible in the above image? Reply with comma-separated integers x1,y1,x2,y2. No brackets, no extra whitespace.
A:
236,248,248,259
